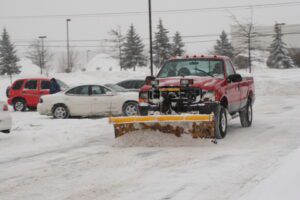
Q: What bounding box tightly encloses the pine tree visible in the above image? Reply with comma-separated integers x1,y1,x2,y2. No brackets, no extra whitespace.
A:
171,31,185,57
0,28,20,78
214,31,235,59
267,24,295,69
153,19,171,68
122,25,146,71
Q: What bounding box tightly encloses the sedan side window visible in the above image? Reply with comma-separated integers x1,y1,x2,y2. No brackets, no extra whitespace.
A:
91,86,104,95
24,80,38,90
66,86,89,96
91,86,111,95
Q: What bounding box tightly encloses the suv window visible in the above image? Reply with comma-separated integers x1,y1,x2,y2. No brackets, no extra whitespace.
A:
225,60,235,77
12,80,24,90
41,80,51,90
66,86,89,96
24,80,38,90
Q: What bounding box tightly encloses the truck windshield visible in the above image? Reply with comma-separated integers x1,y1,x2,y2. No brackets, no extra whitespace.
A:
157,59,224,78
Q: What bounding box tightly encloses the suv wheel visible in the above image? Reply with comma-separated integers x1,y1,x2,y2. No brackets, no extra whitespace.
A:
53,105,69,119
13,99,26,112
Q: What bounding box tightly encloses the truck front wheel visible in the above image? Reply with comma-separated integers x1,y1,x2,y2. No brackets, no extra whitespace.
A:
240,100,253,127
214,105,227,139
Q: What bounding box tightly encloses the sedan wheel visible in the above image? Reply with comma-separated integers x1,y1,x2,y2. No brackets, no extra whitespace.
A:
53,105,69,119
123,102,138,116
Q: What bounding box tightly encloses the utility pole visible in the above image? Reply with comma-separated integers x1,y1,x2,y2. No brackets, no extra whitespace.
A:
38,36,47,75
148,0,154,76
66,19,71,72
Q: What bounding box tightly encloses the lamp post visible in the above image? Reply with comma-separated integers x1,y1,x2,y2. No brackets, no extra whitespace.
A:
148,0,154,76
66,19,71,72
275,22,286,35
38,36,47,75
86,49,91,64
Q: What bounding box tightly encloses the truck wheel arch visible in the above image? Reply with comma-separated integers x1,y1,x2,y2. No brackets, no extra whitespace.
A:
220,96,228,109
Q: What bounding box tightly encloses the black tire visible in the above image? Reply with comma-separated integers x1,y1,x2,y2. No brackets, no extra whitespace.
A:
214,105,227,139
2,130,10,134
13,98,26,112
6,87,10,98
139,107,148,116
52,104,70,119
122,102,139,116
240,100,253,127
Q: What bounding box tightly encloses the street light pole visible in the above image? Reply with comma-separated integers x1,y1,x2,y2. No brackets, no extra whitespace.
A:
86,50,91,64
38,36,47,75
66,19,71,72
148,0,154,76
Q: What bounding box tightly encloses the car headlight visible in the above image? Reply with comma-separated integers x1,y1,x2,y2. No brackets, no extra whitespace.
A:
202,90,215,101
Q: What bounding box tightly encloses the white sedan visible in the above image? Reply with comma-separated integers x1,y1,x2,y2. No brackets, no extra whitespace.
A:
37,84,139,119
0,101,12,133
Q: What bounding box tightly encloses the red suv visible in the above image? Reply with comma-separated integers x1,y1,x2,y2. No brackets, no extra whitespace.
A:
7,78,52,111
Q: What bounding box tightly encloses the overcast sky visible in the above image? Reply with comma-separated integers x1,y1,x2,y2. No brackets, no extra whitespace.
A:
0,0,300,57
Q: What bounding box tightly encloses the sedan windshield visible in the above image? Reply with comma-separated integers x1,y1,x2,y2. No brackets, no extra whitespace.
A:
104,84,128,92
157,59,225,78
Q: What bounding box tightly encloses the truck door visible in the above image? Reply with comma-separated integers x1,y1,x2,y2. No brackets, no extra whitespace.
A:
225,60,241,112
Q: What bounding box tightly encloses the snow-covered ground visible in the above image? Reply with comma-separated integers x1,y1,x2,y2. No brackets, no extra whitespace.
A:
0,58,300,200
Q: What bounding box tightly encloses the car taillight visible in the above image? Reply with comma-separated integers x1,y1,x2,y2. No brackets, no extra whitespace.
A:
3,104,8,111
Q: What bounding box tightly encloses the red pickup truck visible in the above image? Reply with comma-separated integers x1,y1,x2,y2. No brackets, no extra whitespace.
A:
138,55,255,139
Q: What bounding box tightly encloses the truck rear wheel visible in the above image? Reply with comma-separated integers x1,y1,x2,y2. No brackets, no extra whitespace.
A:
240,100,253,127
214,105,227,139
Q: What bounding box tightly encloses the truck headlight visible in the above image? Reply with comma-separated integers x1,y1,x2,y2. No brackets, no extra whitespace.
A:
139,92,148,99
202,90,215,101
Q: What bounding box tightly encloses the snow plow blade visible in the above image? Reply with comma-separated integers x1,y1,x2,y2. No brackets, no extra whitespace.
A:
109,114,215,139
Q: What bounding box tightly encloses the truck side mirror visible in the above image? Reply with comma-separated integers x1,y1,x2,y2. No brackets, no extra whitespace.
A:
227,74,242,83
145,76,156,85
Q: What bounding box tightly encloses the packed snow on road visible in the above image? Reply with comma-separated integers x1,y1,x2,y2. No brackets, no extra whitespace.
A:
0,62,300,200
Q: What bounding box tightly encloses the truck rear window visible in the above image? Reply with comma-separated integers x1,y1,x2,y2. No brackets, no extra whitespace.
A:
12,80,24,90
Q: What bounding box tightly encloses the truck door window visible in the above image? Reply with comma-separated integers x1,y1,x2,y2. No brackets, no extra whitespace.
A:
24,80,38,90
225,60,235,77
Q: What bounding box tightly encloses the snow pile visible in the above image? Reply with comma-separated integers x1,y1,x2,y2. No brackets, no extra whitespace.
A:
17,58,40,76
84,54,119,72
241,147,300,200
113,131,214,147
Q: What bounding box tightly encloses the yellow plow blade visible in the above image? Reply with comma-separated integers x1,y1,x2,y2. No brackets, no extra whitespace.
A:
109,114,215,139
